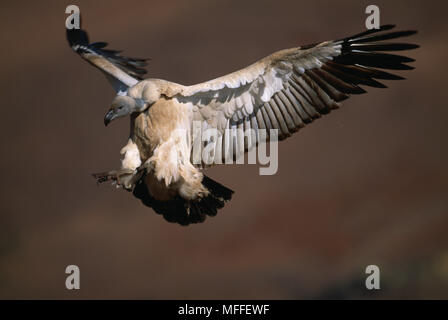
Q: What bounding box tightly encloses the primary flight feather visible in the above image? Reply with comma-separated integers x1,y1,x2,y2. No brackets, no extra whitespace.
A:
67,22,418,225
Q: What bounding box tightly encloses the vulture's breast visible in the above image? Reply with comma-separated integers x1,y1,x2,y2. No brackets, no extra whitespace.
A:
132,97,192,163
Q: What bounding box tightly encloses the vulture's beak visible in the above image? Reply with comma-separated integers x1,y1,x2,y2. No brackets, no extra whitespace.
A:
104,109,115,126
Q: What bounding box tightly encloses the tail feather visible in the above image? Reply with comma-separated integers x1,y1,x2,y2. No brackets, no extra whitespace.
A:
132,174,233,226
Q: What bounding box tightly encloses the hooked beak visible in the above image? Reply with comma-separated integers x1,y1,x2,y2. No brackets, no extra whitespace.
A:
104,109,115,126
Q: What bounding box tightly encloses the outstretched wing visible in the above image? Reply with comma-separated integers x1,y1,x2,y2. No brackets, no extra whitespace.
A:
66,25,148,95
173,25,418,165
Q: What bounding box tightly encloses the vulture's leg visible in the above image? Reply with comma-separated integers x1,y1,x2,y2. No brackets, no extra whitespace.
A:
92,138,144,189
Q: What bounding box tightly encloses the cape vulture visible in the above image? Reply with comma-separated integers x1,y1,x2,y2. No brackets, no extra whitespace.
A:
67,22,418,225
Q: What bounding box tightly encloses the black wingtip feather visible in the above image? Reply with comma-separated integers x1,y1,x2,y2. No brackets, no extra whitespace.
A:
351,43,420,52
66,21,149,79
351,30,418,44
303,24,417,103
325,25,418,90
344,24,396,41
66,28,89,49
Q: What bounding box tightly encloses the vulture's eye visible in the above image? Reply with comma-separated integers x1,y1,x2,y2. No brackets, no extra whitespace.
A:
118,106,124,110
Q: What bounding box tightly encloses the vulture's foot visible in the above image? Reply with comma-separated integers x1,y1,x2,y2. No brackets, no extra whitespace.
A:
92,168,138,190
92,171,116,184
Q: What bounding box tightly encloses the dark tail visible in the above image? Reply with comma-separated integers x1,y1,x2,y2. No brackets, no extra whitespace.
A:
132,175,234,226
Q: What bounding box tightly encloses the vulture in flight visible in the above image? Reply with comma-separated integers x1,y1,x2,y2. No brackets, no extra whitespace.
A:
67,22,418,225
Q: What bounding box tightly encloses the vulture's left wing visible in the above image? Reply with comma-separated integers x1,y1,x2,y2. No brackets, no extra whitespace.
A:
67,26,148,95
172,25,418,166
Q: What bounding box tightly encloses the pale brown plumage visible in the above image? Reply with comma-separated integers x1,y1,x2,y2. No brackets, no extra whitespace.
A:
67,23,418,225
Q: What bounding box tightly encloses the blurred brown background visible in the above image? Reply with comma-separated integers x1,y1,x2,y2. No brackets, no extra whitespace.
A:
0,0,447,299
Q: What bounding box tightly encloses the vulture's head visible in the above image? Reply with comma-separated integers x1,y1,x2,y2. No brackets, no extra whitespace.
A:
104,96,145,126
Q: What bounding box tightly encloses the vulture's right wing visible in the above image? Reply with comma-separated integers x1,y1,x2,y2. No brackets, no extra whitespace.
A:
66,26,148,95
